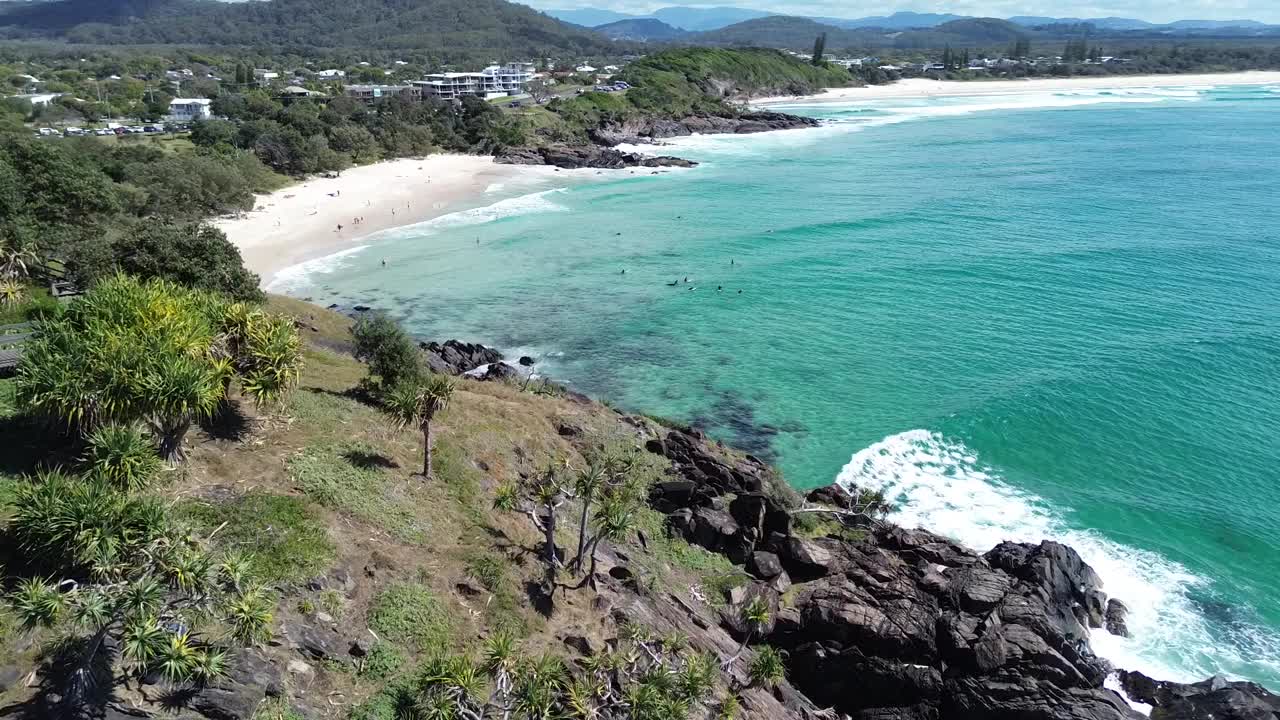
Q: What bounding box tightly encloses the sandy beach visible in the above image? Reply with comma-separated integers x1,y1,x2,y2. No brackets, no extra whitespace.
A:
215,155,530,286
754,71,1280,105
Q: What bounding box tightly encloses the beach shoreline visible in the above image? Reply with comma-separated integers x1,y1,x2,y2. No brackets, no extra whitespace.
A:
215,155,538,287
753,71,1280,104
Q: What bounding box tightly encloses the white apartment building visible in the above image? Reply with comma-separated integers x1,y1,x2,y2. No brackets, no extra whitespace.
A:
413,63,535,101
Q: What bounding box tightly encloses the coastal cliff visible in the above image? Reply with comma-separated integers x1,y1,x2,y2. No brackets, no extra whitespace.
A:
1,301,1275,720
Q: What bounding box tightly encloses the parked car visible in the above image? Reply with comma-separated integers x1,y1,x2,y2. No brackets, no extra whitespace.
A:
94,128,113,136
143,125,162,133
37,127,57,136
113,127,128,135
63,127,85,136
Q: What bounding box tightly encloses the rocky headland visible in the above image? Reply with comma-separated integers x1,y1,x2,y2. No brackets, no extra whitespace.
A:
495,111,819,169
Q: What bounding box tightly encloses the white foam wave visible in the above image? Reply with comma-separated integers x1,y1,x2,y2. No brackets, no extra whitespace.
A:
834,429,1278,684
265,244,368,293
650,90,1198,159
266,189,569,293
399,188,568,234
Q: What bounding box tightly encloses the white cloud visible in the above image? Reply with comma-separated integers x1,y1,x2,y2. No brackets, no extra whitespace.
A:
525,0,1280,24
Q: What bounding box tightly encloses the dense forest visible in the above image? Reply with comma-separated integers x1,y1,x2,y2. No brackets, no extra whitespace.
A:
0,0,627,61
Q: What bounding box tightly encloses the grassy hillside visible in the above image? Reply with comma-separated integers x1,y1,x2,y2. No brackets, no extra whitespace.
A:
0,294,779,718
0,0,624,58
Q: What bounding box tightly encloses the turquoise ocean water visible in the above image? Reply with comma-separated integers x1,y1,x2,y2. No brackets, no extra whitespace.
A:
275,82,1280,689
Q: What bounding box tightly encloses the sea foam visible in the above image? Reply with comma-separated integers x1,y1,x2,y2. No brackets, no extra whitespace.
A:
265,189,568,293
266,244,369,294
834,429,1280,685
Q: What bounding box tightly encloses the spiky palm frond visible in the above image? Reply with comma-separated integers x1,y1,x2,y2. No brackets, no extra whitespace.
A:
83,423,162,492
483,630,519,676
9,578,64,629
156,632,199,684
121,615,167,670
748,646,785,688
223,586,274,647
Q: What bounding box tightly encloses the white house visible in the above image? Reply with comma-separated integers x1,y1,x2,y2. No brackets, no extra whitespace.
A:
12,93,62,107
575,64,597,73
253,69,280,81
316,69,346,79
413,62,535,100
168,98,213,122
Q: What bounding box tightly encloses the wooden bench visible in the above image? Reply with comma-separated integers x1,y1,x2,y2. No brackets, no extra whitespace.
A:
0,322,34,374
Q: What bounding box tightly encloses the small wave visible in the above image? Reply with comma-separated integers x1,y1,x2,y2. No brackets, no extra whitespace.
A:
400,188,569,234
265,244,368,294
834,429,1280,684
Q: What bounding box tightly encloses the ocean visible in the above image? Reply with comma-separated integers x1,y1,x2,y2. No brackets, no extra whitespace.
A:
273,82,1280,689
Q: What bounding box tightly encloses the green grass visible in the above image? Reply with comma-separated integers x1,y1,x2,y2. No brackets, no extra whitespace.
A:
792,512,867,543
0,284,59,325
0,379,17,419
251,697,305,720
288,441,431,544
368,582,454,653
285,386,361,434
179,492,336,584
464,551,506,591
357,642,406,681
462,548,531,636
633,507,750,606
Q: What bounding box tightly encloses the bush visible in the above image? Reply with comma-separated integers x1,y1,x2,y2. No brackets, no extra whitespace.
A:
351,313,420,388
748,645,786,688
83,423,162,491
88,221,263,302
16,275,301,460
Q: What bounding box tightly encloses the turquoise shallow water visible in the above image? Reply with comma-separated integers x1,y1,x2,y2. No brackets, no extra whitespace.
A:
278,82,1280,688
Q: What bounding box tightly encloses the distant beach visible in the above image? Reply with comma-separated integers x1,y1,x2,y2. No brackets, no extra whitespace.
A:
753,71,1280,104
214,155,558,286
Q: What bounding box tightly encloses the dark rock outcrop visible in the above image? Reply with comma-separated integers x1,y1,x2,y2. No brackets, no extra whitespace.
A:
591,111,821,146
1105,599,1130,638
420,339,503,375
1119,670,1280,719
639,426,1148,720
496,145,696,169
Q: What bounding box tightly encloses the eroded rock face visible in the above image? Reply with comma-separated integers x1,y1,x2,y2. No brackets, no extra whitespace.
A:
495,145,696,169
1118,671,1280,720
640,427,1146,720
420,339,503,375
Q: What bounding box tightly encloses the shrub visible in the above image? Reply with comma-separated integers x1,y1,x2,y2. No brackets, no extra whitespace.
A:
748,646,785,688
351,313,420,388
16,275,302,461
82,423,162,491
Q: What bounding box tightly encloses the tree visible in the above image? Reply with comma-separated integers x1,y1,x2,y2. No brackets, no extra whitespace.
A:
811,33,827,66
87,221,263,302
382,372,456,478
17,275,302,461
351,313,421,388
5,467,273,709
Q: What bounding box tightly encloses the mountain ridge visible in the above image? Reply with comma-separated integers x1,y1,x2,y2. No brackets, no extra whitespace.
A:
545,4,1279,33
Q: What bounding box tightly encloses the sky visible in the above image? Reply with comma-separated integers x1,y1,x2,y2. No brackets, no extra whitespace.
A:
521,0,1280,24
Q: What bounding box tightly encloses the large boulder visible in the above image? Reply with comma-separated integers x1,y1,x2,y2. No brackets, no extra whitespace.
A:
420,339,502,375
645,428,771,501
1118,671,1280,720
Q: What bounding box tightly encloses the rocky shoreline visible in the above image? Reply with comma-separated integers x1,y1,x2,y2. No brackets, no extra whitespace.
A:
419,336,1280,720
495,110,820,170
292,313,1280,720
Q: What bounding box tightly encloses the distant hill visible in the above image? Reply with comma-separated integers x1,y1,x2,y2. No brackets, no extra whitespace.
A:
649,6,773,31
829,11,968,29
695,15,1030,50
546,5,1279,35
593,18,688,42
0,0,624,57
547,7,637,27
694,16,851,49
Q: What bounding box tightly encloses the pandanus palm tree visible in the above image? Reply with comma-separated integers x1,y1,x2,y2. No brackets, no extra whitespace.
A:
384,373,456,478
